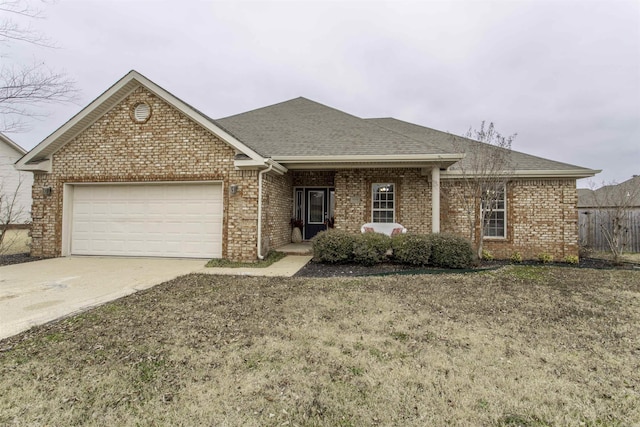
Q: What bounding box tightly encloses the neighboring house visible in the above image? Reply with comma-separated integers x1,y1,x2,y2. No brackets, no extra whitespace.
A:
578,176,640,252
16,71,599,261
1,133,33,225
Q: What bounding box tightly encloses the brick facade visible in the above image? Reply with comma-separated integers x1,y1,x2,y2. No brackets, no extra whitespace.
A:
31,86,262,262
441,179,578,259
29,86,580,262
292,171,335,187
262,173,293,253
334,168,433,234
333,169,579,260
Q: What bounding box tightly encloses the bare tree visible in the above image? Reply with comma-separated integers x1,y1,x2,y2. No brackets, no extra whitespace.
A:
0,172,28,254
452,121,516,259
1,0,77,133
585,177,640,264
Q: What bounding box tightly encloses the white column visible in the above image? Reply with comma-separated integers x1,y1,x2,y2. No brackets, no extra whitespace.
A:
431,167,440,233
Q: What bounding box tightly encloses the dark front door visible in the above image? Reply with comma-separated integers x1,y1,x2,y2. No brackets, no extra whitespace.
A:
304,188,328,240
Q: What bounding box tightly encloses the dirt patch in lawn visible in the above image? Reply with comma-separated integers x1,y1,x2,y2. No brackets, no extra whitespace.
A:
1,267,639,426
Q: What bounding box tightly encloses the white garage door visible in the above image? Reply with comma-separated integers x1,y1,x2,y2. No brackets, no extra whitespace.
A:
70,183,222,258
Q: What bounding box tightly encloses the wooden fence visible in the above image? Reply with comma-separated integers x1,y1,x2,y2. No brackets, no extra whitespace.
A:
578,209,640,253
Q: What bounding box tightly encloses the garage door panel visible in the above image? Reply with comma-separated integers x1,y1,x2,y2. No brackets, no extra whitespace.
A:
71,184,223,258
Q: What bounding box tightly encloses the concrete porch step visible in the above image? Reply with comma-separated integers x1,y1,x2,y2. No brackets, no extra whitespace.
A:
275,242,313,255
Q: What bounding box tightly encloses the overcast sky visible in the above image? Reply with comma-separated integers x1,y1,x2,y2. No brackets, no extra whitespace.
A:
5,0,639,187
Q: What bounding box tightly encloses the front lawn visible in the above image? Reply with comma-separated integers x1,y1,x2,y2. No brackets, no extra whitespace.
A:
1,266,638,425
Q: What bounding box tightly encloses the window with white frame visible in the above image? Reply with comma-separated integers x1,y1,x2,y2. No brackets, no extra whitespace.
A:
482,185,506,238
372,183,395,223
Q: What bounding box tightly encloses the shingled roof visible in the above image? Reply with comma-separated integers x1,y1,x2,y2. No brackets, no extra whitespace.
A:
368,117,593,173
215,97,449,157
216,97,597,176
578,176,640,208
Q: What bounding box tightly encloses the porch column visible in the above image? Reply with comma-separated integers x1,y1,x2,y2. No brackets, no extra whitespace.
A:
431,167,440,233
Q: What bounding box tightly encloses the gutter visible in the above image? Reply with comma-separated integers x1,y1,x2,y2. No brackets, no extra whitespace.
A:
272,153,465,163
439,168,602,179
256,162,274,260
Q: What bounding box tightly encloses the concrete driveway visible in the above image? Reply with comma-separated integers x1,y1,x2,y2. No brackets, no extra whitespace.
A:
0,257,208,341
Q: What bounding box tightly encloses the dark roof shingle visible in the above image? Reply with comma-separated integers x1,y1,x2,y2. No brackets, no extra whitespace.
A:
216,96,596,174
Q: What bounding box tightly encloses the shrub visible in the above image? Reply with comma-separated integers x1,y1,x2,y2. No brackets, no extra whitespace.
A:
481,249,494,261
510,252,523,264
537,252,554,264
564,255,579,264
312,230,355,263
391,233,432,266
353,232,392,266
429,233,474,269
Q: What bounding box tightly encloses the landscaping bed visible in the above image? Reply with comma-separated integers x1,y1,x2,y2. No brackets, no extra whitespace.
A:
0,252,43,267
295,256,633,277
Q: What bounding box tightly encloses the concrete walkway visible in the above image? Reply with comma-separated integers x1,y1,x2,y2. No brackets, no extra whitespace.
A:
0,255,311,341
202,255,312,277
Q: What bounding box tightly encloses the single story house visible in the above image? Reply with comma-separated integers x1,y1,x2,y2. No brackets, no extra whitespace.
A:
16,71,599,261
1,133,33,225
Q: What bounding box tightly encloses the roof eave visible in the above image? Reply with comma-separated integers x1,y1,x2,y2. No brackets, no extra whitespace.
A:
441,169,602,179
17,158,51,173
234,159,287,175
273,154,464,170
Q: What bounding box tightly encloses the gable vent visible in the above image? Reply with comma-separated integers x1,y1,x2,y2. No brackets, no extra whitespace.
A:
133,102,151,123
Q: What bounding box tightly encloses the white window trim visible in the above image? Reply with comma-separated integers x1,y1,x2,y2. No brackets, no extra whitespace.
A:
482,184,507,239
371,182,395,223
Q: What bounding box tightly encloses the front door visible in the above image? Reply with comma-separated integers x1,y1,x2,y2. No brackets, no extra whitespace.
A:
304,188,328,240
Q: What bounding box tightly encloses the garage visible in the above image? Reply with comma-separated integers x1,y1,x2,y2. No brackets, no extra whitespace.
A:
68,183,222,258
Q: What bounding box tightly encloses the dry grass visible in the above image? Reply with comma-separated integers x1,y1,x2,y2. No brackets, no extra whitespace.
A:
0,229,30,255
1,266,639,426
586,250,640,264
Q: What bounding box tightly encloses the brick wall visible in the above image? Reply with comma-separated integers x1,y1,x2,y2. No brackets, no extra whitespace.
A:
441,178,579,259
334,168,432,234
262,173,293,252
334,170,578,259
292,171,335,187
31,86,260,261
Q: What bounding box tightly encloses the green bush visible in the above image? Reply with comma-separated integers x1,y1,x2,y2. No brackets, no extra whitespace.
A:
391,233,432,266
481,249,494,261
429,233,474,269
564,255,579,264
312,230,355,263
510,251,523,263
353,233,392,266
537,252,554,264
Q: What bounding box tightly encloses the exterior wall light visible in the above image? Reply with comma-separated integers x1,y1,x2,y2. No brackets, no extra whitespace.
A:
229,184,239,196
42,186,53,197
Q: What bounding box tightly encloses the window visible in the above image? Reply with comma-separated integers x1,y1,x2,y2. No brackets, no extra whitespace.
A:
482,185,506,238
372,183,395,223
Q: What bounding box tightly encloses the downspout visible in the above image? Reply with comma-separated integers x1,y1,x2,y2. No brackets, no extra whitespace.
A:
256,162,274,260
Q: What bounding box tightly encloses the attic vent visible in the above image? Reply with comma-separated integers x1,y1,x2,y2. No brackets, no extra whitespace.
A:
132,102,151,123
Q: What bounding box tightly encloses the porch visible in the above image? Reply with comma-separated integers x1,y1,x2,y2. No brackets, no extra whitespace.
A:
288,167,442,238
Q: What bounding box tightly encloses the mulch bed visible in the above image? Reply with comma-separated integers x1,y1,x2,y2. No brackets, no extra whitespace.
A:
294,257,636,277
0,253,44,267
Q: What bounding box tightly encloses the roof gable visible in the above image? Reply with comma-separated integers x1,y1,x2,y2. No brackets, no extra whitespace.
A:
16,70,276,172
